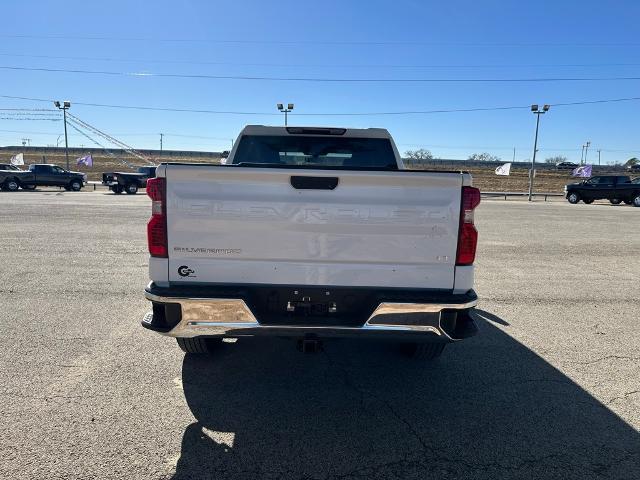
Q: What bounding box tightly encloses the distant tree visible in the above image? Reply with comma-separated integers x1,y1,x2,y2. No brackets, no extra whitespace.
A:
468,152,501,162
404,148,433,161
545,155,567,164
624,157,638,167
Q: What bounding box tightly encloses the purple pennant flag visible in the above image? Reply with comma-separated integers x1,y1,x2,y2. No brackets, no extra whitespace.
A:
76,154,93,167
571,165,592,177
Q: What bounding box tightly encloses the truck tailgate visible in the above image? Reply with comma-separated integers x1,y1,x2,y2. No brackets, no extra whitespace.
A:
165,165,462,289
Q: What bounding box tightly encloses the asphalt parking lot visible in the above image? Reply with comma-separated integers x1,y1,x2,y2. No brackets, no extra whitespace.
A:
0,190,638,480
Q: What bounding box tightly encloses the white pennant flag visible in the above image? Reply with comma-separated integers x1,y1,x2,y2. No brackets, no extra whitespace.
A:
495,162,511,176
10,153,24,165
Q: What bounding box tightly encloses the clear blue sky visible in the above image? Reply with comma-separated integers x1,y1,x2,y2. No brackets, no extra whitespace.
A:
1,0,639,164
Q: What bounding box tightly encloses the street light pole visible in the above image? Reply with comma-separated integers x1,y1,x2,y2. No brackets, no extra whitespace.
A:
63,108,69,169
597,149,601,165
528,104,549,202
277,103,294,126
54,101,71,169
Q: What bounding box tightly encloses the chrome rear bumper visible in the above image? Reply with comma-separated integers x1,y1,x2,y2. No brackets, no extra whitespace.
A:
142,285,478,342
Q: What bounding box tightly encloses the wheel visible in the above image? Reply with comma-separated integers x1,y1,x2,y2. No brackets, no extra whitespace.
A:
567,192,580,204
176,337,221,354
3,179,19,191
633,194,640,207
69,180,82,191
583,199,594,204
22,184,36,190
401,342,446,360
125,183,138,195
112,185,123,194
609,198,622,205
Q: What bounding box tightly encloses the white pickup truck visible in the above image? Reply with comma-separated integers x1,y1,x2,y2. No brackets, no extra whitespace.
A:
142,125,480,360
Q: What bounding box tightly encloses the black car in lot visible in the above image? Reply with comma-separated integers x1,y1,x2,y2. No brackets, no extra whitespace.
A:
556,161,579,170
0,164,85,191
102,166,156,194
565,175,640,206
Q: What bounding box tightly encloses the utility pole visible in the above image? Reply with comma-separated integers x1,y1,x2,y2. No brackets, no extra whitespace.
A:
584,141,591,164
597,149,601,165
277,103,294,126
512,147,516,162
54,101,71,170
159,133,163,155
528,104,550,202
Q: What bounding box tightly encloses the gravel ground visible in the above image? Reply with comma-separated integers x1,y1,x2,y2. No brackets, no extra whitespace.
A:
0,189,638,479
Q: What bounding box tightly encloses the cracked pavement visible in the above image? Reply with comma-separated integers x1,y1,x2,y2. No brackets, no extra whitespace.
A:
0,190,638,479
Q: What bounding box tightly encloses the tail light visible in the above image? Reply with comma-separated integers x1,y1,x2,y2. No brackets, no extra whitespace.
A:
146,177,167,258
456,186,481,266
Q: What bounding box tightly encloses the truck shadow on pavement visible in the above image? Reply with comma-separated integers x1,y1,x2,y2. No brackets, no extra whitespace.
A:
173,313,640,480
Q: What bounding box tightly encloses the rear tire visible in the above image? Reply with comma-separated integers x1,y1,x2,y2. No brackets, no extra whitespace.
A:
567,192,580,204
402,342,446,360
125,183,138,195
609,198,622,205
69,180,82,191
176,337,220,354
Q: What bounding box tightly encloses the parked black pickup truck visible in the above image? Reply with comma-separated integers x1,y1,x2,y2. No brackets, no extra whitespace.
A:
565,175,640,206
102,166,156,194
0,163,22,171
0,164,86,191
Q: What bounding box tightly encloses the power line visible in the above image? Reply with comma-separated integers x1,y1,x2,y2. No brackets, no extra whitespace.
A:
0,117,60,121
65,119,140,169
66,112,152,163
1,34,639,47
0,111,61,116
2,94,640,116
61,95,640,115
3,52,640,70
3,65,640,83
551,98,640,107
0,107,57,112
0,94,280,115
73,100,279,115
